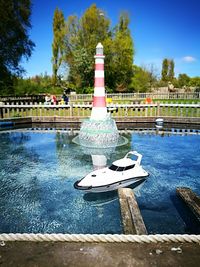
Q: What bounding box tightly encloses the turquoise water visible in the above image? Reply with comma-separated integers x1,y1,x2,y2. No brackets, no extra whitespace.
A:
0,130,199,234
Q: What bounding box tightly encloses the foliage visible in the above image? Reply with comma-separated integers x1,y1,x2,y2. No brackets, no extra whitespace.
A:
143,64,158,89
0,0,35,92
161,59,168,82
8,73,62,96
177,73,190,88
110,13,134,92
52,8,65,85
59,4,134,93
130,65,151,92
168,60,175,81
161,58,174,82
65,4,111,89
189,76,200,88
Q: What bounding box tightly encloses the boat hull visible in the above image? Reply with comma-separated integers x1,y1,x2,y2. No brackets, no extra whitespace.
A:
74,174,149,193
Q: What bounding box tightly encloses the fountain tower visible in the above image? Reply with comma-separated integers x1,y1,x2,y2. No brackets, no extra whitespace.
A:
91,43,107,120
74,43,119,148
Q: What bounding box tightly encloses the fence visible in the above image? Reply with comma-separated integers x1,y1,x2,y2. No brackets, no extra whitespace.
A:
0,102,200,119
68,92,200,102
0,92,200,104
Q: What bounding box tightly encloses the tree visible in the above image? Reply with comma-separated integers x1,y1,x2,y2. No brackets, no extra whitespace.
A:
161,59,169,82
130,65,151,92
111,13,134,92
144,63,158,89
52,8,65,85
168,60,175,81
79,4,110,51
58,4,134,92
178,74,190,88
189,76,200,88
0,0,35,92
161,58,175,83
67,4,111,89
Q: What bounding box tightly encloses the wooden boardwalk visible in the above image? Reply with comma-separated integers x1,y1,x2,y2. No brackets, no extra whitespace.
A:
176,187,200,221
118,188,147,235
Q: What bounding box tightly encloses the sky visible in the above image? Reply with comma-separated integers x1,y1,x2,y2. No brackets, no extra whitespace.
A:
22,0,200,78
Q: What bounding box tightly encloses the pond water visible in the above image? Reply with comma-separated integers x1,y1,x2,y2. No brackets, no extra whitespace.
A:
0,129,199,234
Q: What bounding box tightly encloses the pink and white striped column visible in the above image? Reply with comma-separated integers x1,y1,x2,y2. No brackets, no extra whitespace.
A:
91,43,107,120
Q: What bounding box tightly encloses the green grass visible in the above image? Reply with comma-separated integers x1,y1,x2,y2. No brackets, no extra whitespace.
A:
71,98,200,105
154,99,200,104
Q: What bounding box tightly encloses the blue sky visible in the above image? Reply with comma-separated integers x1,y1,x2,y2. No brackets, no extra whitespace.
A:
22,0,200,78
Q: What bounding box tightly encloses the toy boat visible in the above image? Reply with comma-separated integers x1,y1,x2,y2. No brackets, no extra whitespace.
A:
74,151,149,193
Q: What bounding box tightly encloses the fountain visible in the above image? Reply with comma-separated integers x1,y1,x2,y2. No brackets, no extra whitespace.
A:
73,43,127,148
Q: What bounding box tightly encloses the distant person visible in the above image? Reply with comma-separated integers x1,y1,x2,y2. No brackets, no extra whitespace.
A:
51,95,57,105
44,94,51,104
59,98,65,105
62,94,69,104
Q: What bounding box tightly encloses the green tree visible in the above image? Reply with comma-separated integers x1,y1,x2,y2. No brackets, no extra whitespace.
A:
144,63,158,89
111,13,134,92
130,65,151,92
79,4,110,51
0,0,35,92
161,58,175,83
189,76,200,88
168,60,175,81
67,4,111,90
161,58,169,82
178,73,190,87
52,8,65,85
59,4,134,92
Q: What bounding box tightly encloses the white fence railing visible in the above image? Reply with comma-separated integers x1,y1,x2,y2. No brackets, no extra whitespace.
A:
69,92,200,102
0,92,200,103
0,103,200,119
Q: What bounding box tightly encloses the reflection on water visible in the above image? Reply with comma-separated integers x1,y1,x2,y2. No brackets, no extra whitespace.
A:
83,179,146,206
0,130,199,234
73,132,128,149
83,191,118,206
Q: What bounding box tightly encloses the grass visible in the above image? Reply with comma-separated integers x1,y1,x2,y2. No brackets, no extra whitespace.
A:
72,99,200,105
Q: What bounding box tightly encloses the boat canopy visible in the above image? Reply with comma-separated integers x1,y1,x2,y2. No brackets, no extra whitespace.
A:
109,164,135,171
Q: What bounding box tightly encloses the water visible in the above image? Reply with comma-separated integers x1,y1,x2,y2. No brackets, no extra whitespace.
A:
0,130,199,234
129,133,200,234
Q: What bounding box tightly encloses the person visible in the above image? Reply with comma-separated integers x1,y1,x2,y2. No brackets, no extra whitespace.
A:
44,94,51,104
62,93,69,104
59,98,65,105
51,95,57,105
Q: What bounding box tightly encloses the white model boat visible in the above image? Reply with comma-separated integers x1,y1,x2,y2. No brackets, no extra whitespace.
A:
74,151,149,193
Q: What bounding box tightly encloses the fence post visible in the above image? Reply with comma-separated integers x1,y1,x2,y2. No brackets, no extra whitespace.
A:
70,103,73,117
0,105,3,118
157,102,160,117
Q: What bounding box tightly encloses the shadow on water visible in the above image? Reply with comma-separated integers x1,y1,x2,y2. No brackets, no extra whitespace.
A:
128,178,146,190
170,193,200,234
83,178,147,206
83,190,118,206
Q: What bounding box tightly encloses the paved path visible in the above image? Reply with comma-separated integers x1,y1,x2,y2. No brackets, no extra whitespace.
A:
0,241,200,266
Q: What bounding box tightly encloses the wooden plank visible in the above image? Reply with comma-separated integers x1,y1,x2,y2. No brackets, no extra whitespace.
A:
176,187,200,221
118,188,147,235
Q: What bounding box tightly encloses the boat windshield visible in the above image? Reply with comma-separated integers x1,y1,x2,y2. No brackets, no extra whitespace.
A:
124,164,135,170
109,164,122,171
109,164,135,171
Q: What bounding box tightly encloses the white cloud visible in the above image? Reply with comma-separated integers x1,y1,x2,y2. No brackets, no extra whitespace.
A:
182,56,196,62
